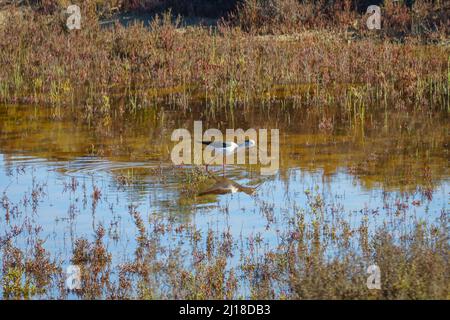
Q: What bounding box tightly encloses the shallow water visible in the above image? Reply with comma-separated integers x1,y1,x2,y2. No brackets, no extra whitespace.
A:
0,102,448,297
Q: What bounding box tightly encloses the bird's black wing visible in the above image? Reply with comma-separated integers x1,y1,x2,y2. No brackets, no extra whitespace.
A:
201,141,229,148
201,141,212,146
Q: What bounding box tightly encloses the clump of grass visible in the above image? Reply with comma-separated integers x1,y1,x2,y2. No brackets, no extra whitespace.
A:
1,239,61,299
70,225,112,299
179,166,211,197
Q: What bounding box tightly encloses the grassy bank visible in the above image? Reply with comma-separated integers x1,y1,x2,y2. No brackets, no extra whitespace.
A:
0,4,448,115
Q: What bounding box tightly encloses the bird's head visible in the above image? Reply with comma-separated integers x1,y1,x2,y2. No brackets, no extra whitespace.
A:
244,139,256,148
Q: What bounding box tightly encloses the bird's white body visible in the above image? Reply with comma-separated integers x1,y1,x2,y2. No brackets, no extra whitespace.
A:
205,141,238,156
203,140,256,157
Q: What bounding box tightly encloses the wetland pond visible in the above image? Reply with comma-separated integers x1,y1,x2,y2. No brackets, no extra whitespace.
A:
0,101,448,298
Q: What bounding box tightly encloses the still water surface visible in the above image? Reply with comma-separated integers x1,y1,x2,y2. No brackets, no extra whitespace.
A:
0,103,448,292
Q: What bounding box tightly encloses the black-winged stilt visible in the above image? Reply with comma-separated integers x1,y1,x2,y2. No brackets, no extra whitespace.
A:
199,139,256,174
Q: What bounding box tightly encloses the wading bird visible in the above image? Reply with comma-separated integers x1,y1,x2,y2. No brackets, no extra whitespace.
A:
199,139,256,174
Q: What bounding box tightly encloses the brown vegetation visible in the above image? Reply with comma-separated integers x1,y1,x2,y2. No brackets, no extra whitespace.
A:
0,4,448,114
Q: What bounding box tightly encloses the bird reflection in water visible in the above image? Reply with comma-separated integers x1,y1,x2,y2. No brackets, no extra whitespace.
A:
198,175,257,197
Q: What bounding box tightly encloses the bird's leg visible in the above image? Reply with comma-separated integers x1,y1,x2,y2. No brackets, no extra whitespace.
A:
204,152,219,174
223,155,226,177
205,150,224,173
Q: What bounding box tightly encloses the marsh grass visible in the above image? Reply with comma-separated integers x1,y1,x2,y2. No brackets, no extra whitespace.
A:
0,5,448,117
230,0,449,39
